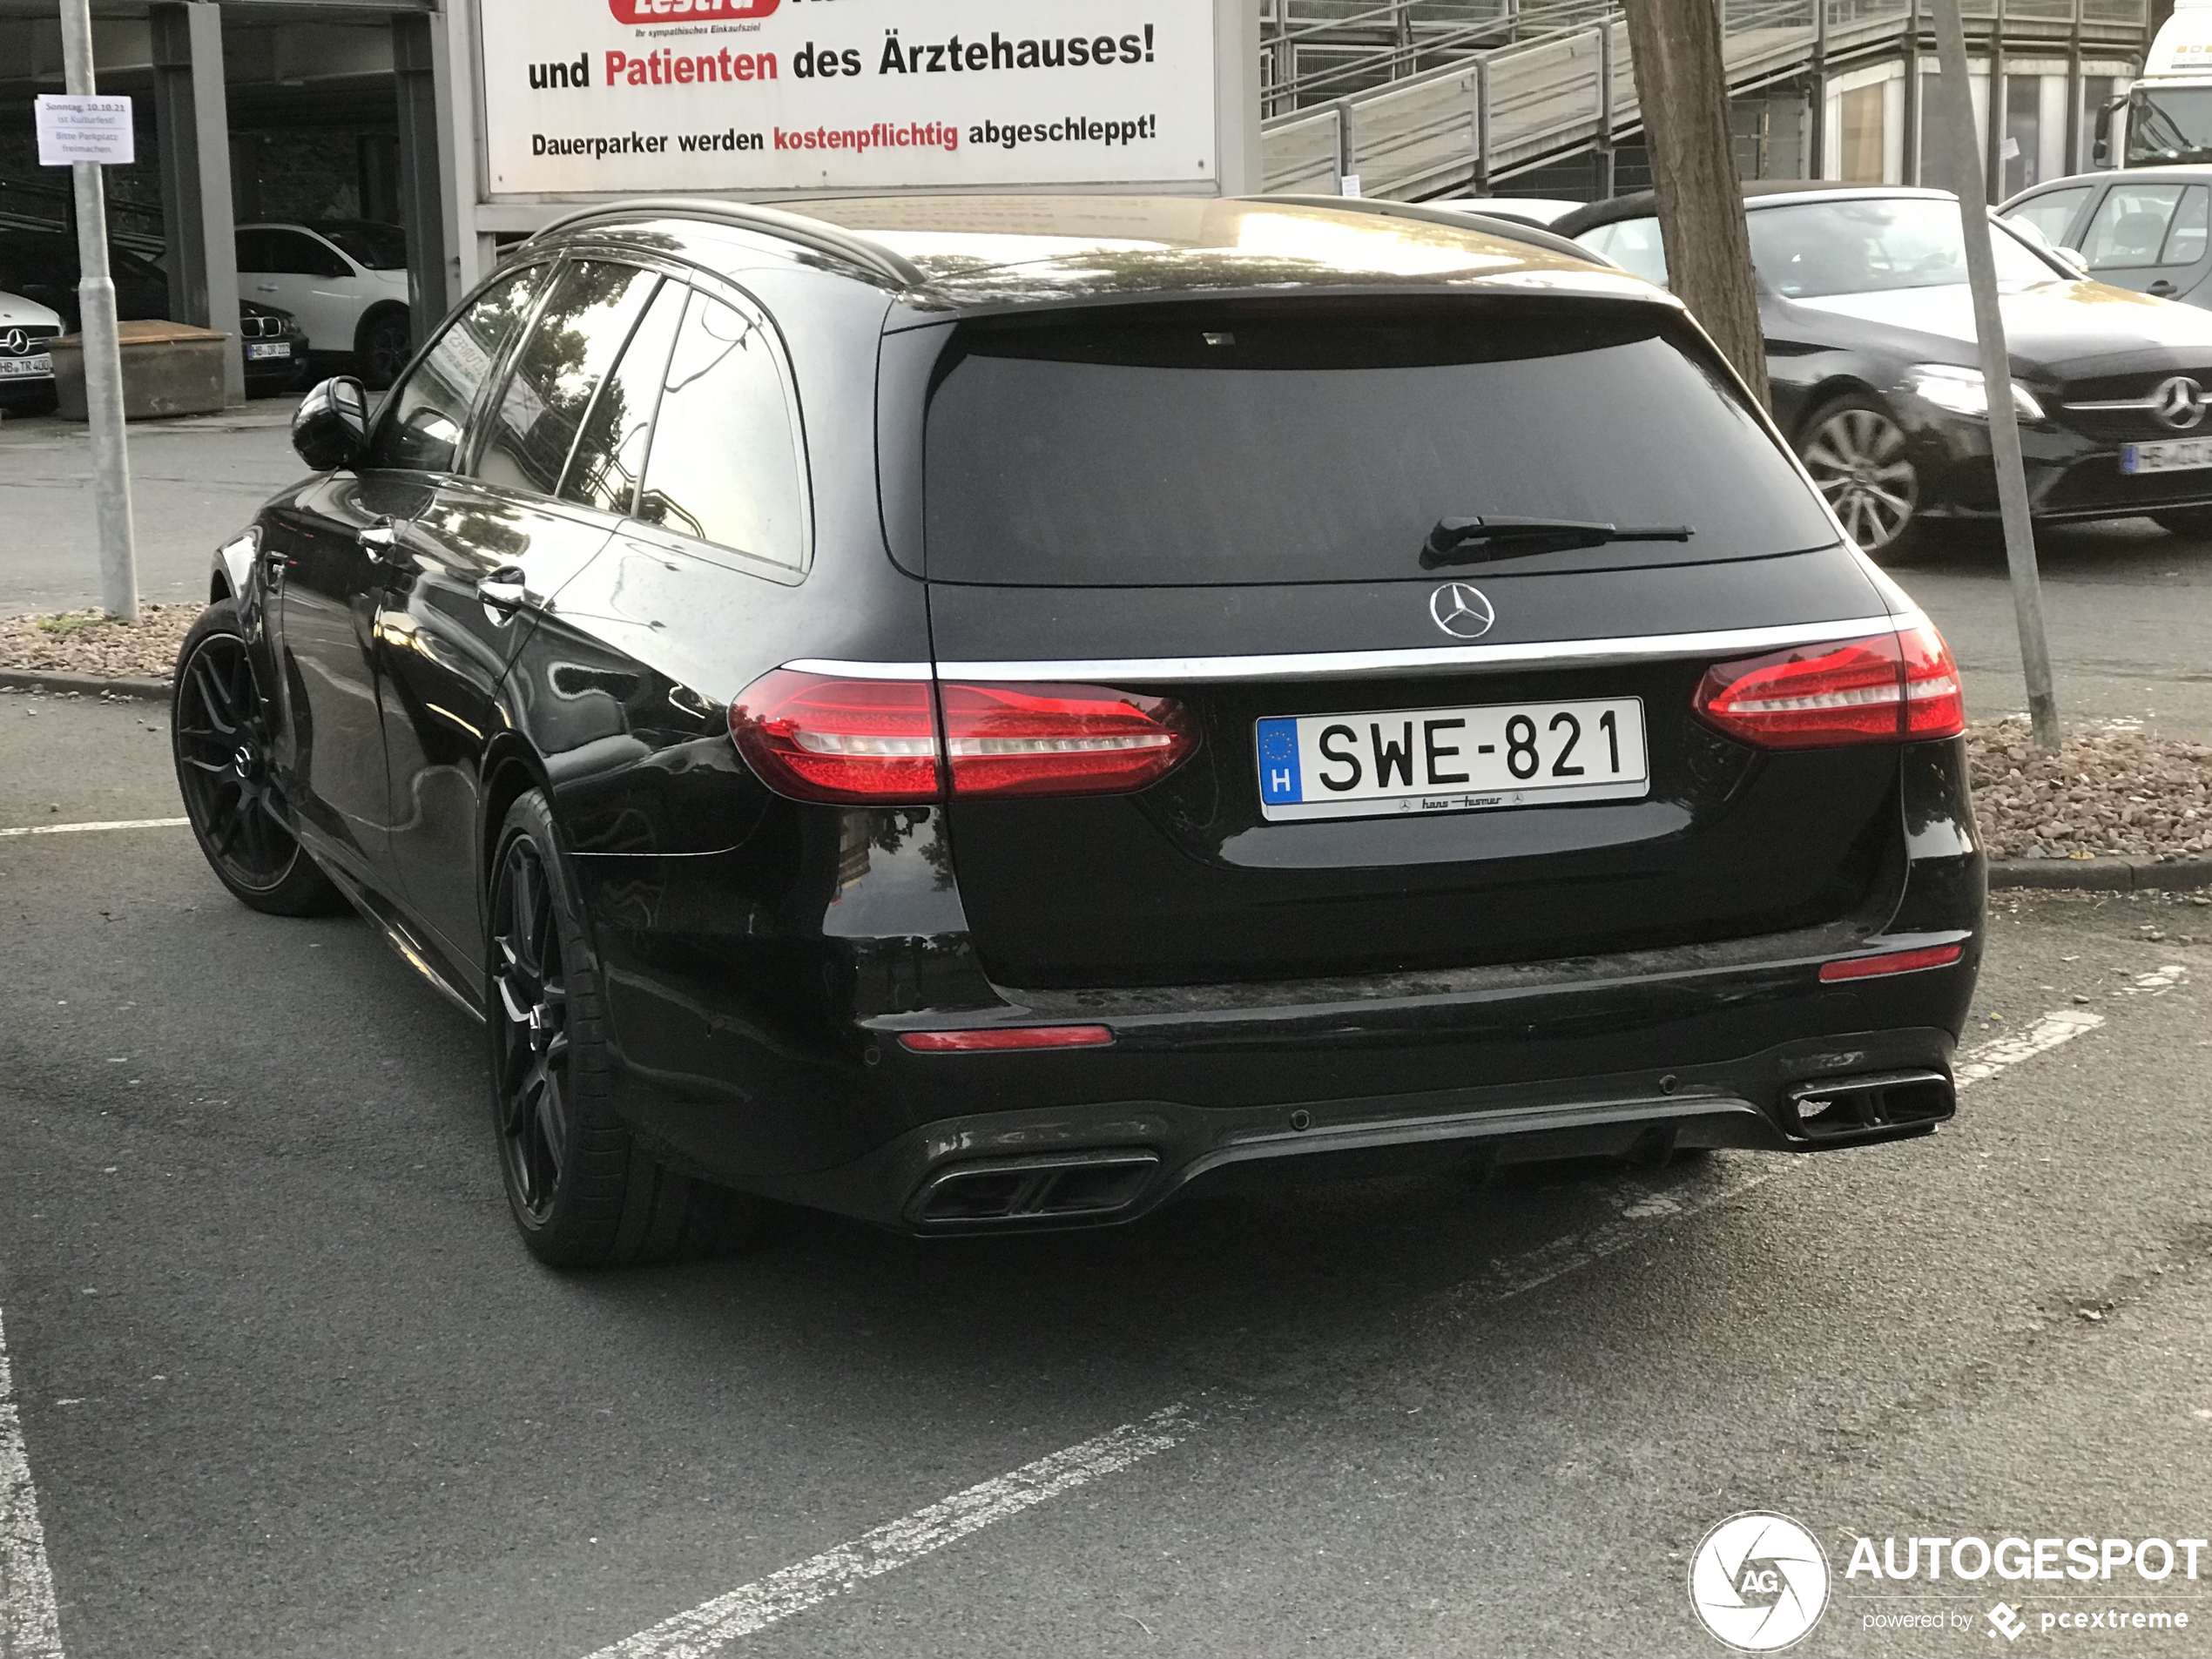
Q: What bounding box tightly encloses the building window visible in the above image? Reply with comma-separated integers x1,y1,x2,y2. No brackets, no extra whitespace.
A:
1841,83,1887,183
2006,75,2042,195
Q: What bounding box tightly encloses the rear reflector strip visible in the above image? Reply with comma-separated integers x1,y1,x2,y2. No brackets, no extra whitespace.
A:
899,1025,1116,1054
1819,944,1964,982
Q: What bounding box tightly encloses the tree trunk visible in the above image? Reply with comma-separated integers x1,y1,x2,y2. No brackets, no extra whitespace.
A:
1621,0,1770,409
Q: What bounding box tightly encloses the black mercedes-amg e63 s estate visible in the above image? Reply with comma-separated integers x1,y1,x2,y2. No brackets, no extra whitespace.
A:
172,195,1986,1265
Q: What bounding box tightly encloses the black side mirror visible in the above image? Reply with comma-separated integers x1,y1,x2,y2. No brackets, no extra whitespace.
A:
292,376,371,472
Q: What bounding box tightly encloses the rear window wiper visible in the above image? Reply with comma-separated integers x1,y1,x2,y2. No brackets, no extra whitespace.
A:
1422,516,1696,567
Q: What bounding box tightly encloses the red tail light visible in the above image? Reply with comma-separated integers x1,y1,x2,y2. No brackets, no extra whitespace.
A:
1694,624,1965,749
730,671,1197,804
1819,943,1964,981
900,1025,1115,1053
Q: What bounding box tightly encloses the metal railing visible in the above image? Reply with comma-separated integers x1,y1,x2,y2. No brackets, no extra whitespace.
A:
1263,0,2148,199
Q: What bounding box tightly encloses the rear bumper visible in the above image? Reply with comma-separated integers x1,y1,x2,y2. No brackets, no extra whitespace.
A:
578,739,1983,1231
759,1022,1964,1233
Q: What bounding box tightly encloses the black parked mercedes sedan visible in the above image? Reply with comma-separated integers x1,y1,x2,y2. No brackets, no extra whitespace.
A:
1557,183,2212,556
173,196,1985,1266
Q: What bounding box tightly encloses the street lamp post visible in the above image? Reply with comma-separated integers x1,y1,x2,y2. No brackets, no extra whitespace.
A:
57,0,139,622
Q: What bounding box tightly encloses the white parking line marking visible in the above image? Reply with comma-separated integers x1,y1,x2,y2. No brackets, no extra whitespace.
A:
0,819,188,840
585,966,2191,1656
0,1309,64,1659
1451,970,2189,1312
583,1402,1202,1659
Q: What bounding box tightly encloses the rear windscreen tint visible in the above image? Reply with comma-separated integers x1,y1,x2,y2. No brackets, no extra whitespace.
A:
921,300,1837,586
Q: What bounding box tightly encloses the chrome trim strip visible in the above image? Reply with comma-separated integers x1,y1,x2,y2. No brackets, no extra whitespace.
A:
2061,396,2164,413
907,613,1917,685
783,659,935,681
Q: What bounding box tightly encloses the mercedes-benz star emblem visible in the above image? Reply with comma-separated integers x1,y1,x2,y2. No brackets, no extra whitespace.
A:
0,330,24,355
2155,374,2208,430
1429,582,1497,640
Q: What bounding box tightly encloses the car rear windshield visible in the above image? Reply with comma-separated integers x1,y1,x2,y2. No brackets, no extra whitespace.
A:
920,299,1837,587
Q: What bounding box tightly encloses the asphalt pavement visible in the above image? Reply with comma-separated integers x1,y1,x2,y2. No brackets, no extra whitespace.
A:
3,685,2211,1659
0,401,302,618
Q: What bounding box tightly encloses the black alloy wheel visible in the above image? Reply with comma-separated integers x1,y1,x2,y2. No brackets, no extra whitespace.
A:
1800,395,1923,559
172,601,343,916
487,791,767,1267
491,832,572,1228
358,308,413,390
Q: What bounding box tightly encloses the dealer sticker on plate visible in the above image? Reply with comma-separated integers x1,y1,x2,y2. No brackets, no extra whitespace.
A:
1256,698,1649,822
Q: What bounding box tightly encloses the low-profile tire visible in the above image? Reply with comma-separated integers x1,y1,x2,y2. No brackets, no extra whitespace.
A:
354,306,413,391
171,600,347,917
488,789,768,1268
1798,393,1925,561
2152,507,2212,536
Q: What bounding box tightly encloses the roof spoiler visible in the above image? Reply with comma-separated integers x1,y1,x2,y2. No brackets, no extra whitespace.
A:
1247,194,1611,268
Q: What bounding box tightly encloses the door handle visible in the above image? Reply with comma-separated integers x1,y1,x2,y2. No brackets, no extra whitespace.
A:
2150,280,2178,295
478,566,530,626
255,283,280,293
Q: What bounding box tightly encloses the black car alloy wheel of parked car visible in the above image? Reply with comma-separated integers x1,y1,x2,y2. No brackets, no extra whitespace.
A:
174,196,1986,1267
1559,182,2212,557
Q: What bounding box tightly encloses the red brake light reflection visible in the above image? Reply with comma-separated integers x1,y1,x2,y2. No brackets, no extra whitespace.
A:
900,1026,1115,1053
1695,624,1965,749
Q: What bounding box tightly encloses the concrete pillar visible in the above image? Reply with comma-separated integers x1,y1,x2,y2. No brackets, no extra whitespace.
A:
150,1,244,404
395,13,448,347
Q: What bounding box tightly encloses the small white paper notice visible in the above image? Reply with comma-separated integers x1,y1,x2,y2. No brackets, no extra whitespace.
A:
2000,136,2021,160
36,95,135,166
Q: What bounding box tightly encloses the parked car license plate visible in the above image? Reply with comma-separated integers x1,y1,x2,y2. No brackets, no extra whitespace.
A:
0,354,51,378
2122,437,2212,474
1257,698,1649,821
245,342,292,361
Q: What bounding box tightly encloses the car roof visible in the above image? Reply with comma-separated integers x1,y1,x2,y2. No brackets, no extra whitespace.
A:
1552,182,1957,239
2004,164,2212,201
526,193,1670,314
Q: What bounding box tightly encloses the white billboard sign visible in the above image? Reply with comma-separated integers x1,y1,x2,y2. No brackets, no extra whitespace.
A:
477,0,1219,196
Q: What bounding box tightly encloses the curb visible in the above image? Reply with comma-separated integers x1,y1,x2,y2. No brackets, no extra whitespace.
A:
0,669,171,701
1991,856,2212,894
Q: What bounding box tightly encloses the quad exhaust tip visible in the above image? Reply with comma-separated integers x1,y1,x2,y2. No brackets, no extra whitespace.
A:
1785,1069,1954,1140
910,1150,1162,1227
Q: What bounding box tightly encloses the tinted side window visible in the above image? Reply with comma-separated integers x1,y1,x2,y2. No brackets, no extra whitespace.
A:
368,262,550,474
559,280,686,516
474,261,662,498
2083,184,2183,267
236,229,280,271
634,293,808,569
2005,185,2091,251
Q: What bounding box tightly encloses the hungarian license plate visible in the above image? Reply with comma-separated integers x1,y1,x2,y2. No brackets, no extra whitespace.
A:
2122,437,2212,474
1257,698,1649,822
0,354,51,378
245,342,292,361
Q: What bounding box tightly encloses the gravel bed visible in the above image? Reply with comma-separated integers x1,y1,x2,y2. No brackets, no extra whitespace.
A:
1968,718,2212,862
0,604,194,680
